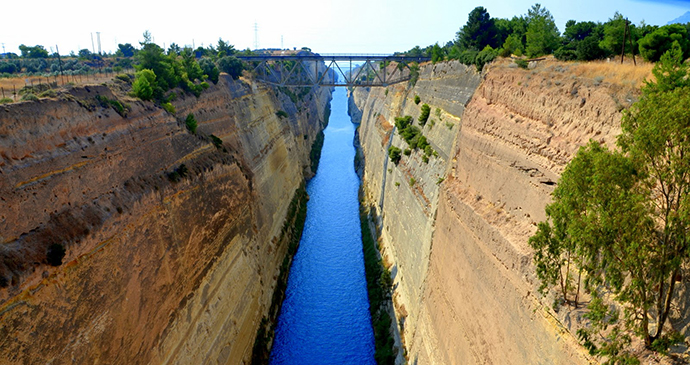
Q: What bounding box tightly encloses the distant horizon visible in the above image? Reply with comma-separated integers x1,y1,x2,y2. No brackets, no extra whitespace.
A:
1,0,688,56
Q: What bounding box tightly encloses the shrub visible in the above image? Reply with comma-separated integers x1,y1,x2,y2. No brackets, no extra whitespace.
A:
419,103,431,126
394,115,413,130
414,95,421,104
515,59,529,69
403,148,411,156
554,47,577,61
185,113,198,134
422,155,429,164
475,45,499,71
199,58,220,84
162,102,176,114
424,145,433,157
409,177,416,186
132,69,156,100
276,110,289,119
21,93,38,101
0,97,13,104
217,56,244,79
38,89,57,98
47,243,66,266
388,146,402,165
210,134,223,149
115,74,131,83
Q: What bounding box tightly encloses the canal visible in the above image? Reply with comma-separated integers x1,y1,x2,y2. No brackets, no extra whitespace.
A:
269,87,376,364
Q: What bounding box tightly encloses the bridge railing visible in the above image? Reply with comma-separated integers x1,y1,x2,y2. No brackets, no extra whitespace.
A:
237,53,428,87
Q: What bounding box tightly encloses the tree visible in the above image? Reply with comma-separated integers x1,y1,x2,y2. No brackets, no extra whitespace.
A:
530,46,690,359
501,34,524,56
576,35,605,61
167,43,181,56
217,38,236,57
217,56,244,79
78,49,92,59
599,12,638,57
132,69,155,100
639,24,690,62
388,146,402,165
457,6,499,51
525,3,560,57
199,58,220,83
431,43,444,63
116,43,136,58
18,44,49,58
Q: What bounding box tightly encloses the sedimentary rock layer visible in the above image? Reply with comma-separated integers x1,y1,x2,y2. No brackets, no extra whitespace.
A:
352,59,638,364
0,75,330,364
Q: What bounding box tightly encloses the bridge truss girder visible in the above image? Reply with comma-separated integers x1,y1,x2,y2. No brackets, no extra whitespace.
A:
237,55,430,88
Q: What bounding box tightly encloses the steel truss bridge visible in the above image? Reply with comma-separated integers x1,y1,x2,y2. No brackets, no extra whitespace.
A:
236,54,430,88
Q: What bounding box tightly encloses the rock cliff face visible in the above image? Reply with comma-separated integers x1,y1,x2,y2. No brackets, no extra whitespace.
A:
351,59,640,364
0,75,330,364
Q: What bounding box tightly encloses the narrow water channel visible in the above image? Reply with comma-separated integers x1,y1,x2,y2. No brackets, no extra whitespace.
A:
269,87,376,364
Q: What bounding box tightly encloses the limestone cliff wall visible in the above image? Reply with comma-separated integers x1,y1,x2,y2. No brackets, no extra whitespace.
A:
351,59,640,364
0,75,330,364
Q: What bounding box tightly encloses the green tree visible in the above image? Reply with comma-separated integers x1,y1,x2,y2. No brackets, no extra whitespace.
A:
217,38,236,57
199,58,220,83
457,6,499,51
388,146,402,165
217,56,244,79
116,43,136,58
78,49,92,59
132,69,155,100
431,43,444,63
638,24,690,62
531,47,690,358
599,12,638,57
525,3,560,57
501,34,524,56
18,44,49,58
136,31,178,92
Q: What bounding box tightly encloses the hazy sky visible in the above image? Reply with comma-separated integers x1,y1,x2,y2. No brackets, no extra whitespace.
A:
1,0,688,56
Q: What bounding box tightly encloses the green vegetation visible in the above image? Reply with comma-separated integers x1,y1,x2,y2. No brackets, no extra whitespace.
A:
252,186,309,364
209,134,224,149
530,47,690,361
409,178,416,186
0,98,12,104
394,4,686,71
414,95,421,105
419,104,431,126
185,113,198,134
217,56,244,79
96,94,129,117
359,204,396,364
310,130,325,174
275,110,289,119
162,102,176,114
388,146,402,165
46,243,66,266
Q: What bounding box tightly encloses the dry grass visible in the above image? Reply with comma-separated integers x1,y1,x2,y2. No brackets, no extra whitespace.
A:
568,57,654,89
0,73,116,100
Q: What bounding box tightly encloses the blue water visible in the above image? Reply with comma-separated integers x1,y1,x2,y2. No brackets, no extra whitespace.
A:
269,87,376,364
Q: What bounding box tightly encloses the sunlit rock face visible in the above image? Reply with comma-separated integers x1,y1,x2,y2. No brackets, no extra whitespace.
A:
0,75,331,364
351,58,637,364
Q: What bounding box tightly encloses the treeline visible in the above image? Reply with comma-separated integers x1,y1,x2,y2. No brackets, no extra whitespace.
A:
400,3,690,70
0,35,250,78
